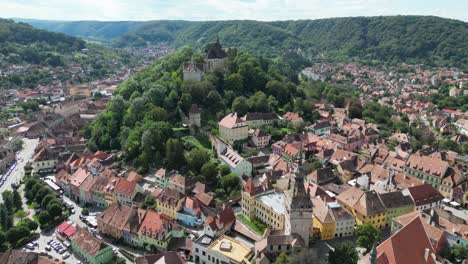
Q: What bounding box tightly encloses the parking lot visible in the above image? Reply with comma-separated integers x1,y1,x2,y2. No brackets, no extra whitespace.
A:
27,229,80,263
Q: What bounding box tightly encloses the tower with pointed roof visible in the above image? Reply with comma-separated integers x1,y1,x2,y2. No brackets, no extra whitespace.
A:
205,37,227,73
285,142,313,247
241,177,256,219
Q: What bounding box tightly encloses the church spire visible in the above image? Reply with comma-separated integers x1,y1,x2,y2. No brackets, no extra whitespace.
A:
290,140,312,210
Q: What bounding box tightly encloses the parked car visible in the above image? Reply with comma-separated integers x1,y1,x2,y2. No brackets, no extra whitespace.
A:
26,243,34,250
62,253,70,260
45,246,51,251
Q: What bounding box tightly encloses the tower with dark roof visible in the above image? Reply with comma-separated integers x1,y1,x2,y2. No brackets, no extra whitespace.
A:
285,142,313,246
205,37,227,73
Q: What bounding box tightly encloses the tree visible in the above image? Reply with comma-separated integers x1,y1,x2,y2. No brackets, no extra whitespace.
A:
24,178,38,192
232,96,249,116
6,225,30,246
41,194,56,209
328,241,359,264
165,138,185,170
356,223,381,252
274,252,291,264
348,101,363,119
18,218,38,231
38,211,50,226
185,148,210,174
0,205,13,230
451,243,468,261
2,191,14,213
221,173,241,197
0,230,5,246
201,162,218,183
142,195,156,210
81,208,89,216
225,73,244,93
10,138,24,152
47,202,63,219
12,189,22,211
218,164,231,177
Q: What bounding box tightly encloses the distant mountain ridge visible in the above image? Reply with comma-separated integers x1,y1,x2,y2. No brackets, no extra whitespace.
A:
15,16,468,68
0,19,135,88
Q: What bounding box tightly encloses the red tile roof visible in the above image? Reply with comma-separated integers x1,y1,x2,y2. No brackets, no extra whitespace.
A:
406,184,444,206
114,179,137,196
367,216,436,264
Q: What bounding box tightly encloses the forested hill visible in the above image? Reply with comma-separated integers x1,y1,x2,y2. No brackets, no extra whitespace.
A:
0,19,136,88
17,16,468,68
0,18,86,53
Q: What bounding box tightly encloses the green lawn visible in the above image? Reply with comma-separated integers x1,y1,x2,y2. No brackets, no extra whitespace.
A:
182,136,211,153
237,214,265,235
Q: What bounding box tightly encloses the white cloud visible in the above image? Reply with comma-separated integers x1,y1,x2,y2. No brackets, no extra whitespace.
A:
0,0,467,22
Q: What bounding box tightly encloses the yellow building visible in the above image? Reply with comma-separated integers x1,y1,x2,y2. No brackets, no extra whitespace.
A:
241,178,285,230
155,188,184,219
336,188,387,228
311,198,355,240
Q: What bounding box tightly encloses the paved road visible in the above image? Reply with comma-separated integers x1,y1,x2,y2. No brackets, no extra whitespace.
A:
0,138,38,202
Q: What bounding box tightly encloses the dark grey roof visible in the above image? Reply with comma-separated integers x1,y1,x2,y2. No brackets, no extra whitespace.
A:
244,112,278,121
379,191,415,209
206,39,227,59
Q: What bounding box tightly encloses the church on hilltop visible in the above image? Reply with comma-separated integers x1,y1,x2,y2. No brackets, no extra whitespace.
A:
183,37,227,81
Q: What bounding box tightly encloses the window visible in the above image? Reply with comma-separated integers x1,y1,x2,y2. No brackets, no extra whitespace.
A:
202,251,206,256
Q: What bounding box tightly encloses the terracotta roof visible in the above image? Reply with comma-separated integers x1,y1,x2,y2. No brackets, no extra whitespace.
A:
98,204,135,231
138,210,173,235
156,188,184,207
406,184,444,206
55,169,71,183
194,191,214,206
155,168,167,179
330,149,357,164
170,174,186,187
192,182,205,194
71,227,108,257
405,154,449,178
135,252,185,264
243,177,256,195
308,167,336,185
393,173,424,190
184,197,201,215
362,216,436,264
219,113,246,128
127,171,143,183
114,179,137,196
282,112,302,122
70,168,90,188
336,188,386,216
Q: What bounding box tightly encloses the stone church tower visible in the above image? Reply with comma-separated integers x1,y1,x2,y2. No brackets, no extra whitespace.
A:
285,145,313,247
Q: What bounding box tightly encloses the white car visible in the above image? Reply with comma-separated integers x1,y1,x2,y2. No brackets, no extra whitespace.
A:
62,253,70,259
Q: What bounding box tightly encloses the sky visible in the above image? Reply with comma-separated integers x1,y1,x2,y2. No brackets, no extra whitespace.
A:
2,0,468,22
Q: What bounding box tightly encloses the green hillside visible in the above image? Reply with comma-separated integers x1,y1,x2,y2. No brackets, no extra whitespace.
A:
0,19,137,88
17,16,468,68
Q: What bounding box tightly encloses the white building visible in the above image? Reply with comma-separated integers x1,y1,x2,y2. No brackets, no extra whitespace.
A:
219,113,248,144
218,147,252,177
